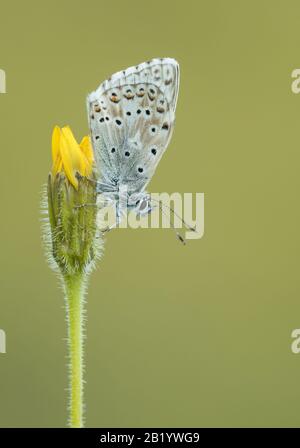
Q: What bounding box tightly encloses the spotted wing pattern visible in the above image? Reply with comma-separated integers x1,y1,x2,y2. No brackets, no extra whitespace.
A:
87,58,180,193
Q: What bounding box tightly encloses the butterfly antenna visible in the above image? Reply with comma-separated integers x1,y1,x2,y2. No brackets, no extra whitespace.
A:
151,198,196,233
157,204,186,245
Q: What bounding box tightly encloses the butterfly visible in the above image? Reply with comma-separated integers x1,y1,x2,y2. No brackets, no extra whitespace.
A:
87,58,182,234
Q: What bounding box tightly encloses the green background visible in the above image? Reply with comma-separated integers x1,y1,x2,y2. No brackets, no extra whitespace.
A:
0,0,300,428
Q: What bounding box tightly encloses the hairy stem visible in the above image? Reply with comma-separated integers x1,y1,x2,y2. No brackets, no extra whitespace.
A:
64,273,86,428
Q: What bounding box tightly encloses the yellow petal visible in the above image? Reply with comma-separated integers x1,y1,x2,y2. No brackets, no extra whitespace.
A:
51,126,62,175
52,155,63,175
60,127,86,189
52,126,61,162
50,125,94,188
80,136,93,175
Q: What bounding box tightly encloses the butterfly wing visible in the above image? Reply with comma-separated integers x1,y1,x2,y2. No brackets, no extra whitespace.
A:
87,58,180,193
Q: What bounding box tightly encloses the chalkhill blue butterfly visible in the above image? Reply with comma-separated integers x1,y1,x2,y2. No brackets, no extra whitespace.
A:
87,58,193,242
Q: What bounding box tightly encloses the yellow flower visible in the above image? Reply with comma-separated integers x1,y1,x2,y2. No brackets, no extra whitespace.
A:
45,125,101,277
52,126,94,189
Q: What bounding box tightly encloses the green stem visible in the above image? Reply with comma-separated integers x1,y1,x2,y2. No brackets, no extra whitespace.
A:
64,273,86,428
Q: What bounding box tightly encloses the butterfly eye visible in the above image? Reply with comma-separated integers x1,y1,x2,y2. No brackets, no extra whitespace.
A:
139,200,148,211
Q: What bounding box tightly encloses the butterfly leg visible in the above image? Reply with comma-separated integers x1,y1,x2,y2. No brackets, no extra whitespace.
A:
75,172,116,193
74,203,98,209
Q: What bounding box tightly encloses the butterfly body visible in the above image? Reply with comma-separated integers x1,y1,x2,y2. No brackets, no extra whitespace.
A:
87,58,180,221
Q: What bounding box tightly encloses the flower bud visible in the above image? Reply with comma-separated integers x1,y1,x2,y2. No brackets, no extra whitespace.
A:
43,126,102,277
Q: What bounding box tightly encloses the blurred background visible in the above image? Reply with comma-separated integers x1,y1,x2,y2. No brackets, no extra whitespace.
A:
0,0,300,427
